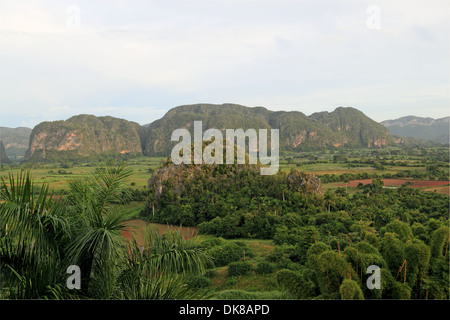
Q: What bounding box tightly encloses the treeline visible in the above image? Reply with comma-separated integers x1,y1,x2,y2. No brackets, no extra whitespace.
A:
319,170,449,183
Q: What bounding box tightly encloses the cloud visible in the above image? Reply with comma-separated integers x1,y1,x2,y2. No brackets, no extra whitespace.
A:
0,0,448,128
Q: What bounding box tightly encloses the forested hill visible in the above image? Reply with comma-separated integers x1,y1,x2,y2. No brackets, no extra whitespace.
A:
143,104,397,155
23,104,400,161
25,115,144,161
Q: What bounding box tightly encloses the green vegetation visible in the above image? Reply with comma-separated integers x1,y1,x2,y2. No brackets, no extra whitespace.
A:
138,145,449,300
1,144,448,300
0,162,211,299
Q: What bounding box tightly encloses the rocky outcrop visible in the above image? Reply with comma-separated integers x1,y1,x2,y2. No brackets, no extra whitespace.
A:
0,141,12,164
25,115,143,161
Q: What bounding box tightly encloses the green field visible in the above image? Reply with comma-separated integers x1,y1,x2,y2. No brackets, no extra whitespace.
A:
0,156,166,191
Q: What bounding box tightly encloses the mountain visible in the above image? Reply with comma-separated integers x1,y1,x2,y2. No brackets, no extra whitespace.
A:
22,104,401,162
310,107,392,148
25,115,144,161
143,103,395,155
0,127,32,160
381,116,449,143
0,141,12,164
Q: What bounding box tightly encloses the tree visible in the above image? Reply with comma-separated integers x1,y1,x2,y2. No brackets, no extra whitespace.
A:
118,228,211,299
0,171,71,299
315,250,348,298
379,233,405,275
64,161,134,298
430,226,449,259
385,220,412,242
339,279,364,300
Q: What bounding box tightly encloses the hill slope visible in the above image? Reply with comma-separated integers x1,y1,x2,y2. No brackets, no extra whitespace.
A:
0,127,32,160
0,141,12,164
143,104,394,155
25,115,144,161
381,116,449,143
22,104,401,161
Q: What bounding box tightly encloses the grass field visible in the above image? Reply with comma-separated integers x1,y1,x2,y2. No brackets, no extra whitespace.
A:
0,156,166,191
2,154,447,197
121,218,199,247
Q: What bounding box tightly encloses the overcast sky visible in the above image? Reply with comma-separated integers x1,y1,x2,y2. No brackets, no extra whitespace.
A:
0,0,448,128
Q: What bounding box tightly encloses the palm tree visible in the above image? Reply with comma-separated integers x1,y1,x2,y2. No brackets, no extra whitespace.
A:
0,171,70,299
118,227,212,299
1,161,213,300
63,161,134,298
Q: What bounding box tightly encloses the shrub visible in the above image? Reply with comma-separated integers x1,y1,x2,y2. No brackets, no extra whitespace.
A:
228,261,252,277
276,269,315,299
187,275,212,289
339,279,364,300
255,261,276,274
200,237,227,249
203,269,218,278
226,276,238,287
208,242,244,267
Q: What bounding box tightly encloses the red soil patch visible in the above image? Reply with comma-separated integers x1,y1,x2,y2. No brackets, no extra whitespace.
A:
332,179,450,189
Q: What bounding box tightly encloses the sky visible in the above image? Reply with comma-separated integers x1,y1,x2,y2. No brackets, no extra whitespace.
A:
0,0,448,129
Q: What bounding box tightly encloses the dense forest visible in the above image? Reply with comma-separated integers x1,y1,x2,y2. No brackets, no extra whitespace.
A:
143,154,449,299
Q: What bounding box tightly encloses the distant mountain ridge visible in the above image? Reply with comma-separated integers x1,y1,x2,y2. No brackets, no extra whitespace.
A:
142,104,395,156
12,103,446,162
381,116,449,143
0,126,32,160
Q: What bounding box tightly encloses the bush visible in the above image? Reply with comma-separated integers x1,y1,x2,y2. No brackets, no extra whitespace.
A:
255,261,276,274
208,242,244,267
200,237,227,249
276,269,315,299
203,269,218,278
228,261,252,277
339,279,364,300
187,275,212,289
226,276,238,287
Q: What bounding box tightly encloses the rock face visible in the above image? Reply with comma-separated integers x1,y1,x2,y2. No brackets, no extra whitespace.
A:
0,141,12,164
25,115,144,161
309,107,392,148
286,170,322,195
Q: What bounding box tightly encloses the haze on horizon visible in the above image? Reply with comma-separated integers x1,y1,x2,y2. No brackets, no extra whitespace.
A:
0,0,448,129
